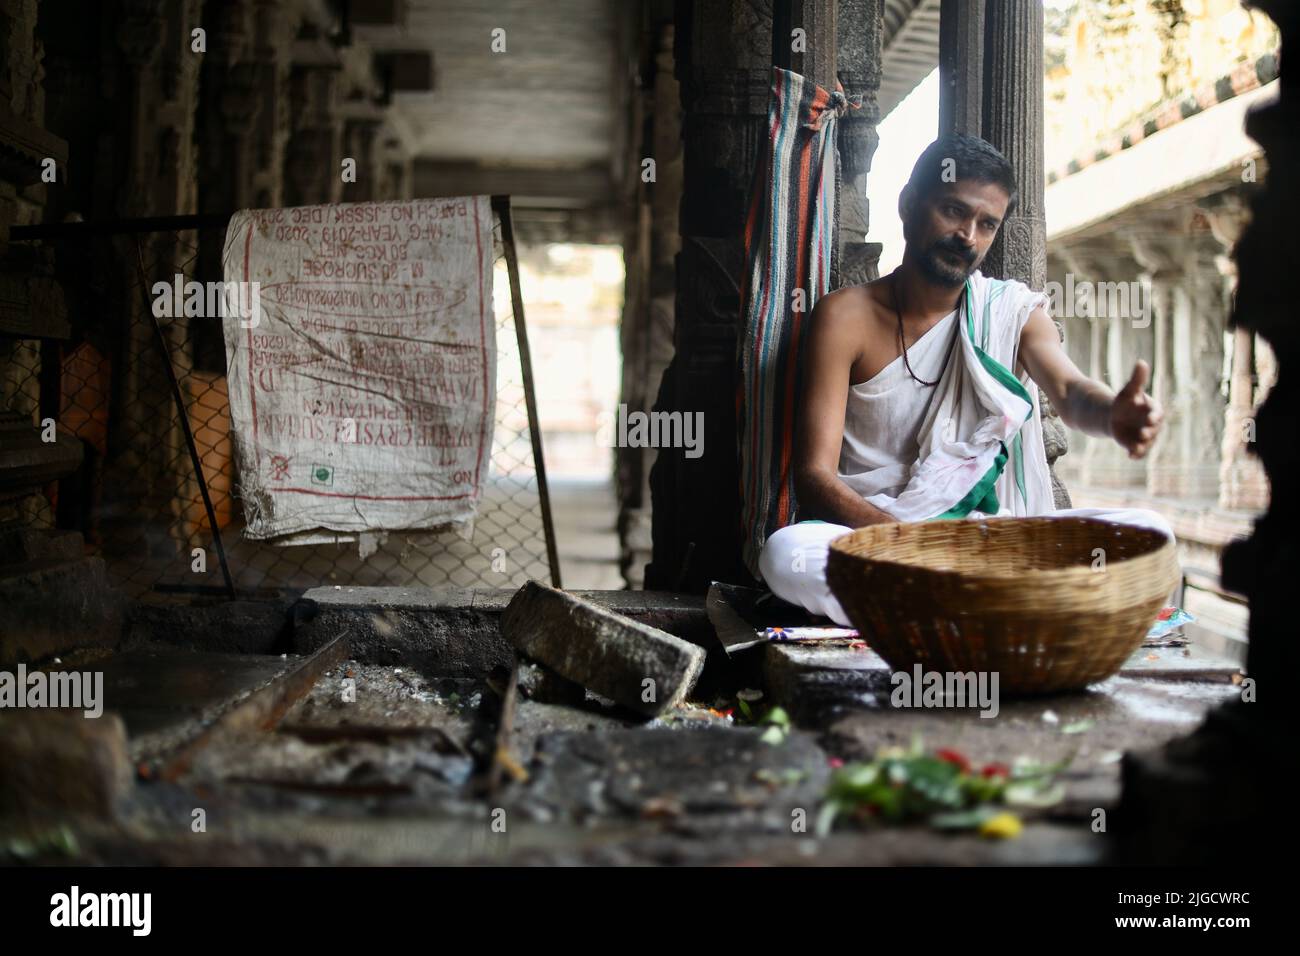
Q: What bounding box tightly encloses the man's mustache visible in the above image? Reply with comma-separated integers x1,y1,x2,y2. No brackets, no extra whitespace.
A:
928,238,977,265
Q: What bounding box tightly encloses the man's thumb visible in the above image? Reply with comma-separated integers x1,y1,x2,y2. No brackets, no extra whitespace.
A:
1120,359,1150,398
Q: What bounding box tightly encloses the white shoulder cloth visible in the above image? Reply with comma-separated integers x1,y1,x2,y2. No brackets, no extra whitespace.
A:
864,270,1057,522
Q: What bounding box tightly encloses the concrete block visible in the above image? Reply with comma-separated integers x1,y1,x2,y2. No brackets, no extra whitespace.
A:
501,581,705,717
763,642,892,723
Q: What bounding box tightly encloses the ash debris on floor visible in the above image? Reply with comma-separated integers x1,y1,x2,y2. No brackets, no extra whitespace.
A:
0,590,1243,866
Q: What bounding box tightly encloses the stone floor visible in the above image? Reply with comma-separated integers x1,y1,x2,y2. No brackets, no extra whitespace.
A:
0,608,1242,866
547,477,623,590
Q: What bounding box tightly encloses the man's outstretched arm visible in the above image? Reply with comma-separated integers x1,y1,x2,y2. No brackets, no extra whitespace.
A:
1017,306,1164,459
793,294,898,528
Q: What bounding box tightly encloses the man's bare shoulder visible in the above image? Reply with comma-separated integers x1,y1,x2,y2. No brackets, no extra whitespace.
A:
810,281,888,336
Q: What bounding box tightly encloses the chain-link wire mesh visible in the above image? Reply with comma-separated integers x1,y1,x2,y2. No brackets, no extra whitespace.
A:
0,339,42,421
16,207,556,600
0,337,54,530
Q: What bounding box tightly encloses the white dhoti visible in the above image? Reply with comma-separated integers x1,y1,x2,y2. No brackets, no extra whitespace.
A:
757,270,1177,623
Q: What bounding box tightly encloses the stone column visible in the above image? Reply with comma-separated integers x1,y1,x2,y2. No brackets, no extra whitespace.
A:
1182,244,1229,500
1084,309,1106,485
195,0,277,381
938,0,984,137
247,0,295,211
1219,327,1271,512
1206,196,1269,512
106,0,203,560
980,0,1046,288
1129,227,1223,500
836,0,883,287
619,20,681,589
982,1,1072,505
645,0,774,591
196,0,264,217
283,30,344,208
341,115,384,204
1145,273,1178,495
942,0,1070,507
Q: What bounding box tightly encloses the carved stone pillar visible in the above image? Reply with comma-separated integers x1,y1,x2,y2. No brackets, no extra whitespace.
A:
980,1,1046,291
836,0,883,287
983,0,1072,507
942,0,1070,508
645,0,773,591
938,0,983,137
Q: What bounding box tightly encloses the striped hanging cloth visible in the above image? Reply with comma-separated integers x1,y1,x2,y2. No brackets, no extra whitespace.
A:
737,67,856,581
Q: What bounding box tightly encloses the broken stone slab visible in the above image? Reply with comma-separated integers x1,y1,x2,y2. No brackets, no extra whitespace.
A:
0,711,133,824
502,581,705,718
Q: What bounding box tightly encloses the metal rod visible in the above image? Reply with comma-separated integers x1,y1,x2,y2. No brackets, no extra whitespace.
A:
492,194,563,589
132,237,237,599
155,632,350,781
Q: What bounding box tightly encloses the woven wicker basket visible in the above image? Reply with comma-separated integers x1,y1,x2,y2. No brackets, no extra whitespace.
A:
825,517,1180,694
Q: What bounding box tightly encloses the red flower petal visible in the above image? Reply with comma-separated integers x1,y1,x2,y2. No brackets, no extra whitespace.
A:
936,748,971,773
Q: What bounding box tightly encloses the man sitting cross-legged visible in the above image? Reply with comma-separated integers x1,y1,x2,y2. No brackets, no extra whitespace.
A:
758,134,1173,626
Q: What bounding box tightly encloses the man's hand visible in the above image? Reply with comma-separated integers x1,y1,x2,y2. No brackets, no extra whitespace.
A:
1018,308,1165,456
1110,360,1163,459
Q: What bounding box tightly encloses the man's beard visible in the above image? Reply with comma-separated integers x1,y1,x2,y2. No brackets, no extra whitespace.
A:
917,237,979,287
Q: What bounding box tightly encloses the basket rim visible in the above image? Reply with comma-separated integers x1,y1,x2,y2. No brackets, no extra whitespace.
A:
826,515,1176,587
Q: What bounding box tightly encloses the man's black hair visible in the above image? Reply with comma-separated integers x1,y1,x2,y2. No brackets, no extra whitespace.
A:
903,134,1019,217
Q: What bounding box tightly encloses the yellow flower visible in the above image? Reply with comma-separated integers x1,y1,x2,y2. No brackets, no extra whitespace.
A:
979,812,1023,839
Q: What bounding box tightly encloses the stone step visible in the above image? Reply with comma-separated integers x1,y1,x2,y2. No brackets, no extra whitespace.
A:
763,639,1245,724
